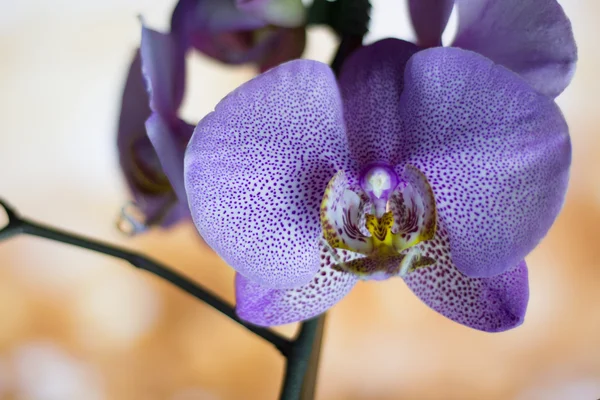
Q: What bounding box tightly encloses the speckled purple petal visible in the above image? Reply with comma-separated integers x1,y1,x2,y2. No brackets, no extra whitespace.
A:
408,0,454,47
338,39,418,167
453,0,577,98
140,26,185,116
398,47,570,277
116,51,187,229
185,60,352,289
145,113,195,204
235,241,360,326
403,223,528,332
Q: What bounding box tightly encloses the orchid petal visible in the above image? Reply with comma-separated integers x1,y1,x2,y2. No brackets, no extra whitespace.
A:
453,0,577,98
398,47,570,277
140,26,185,116
145,113,195,204
235,240,360,326
171,0,266,43
408,0,454,47
403,223,528,332
116,51,187,230
170,0,303,68
236,0,306,28
338,39,418,167
185,60,351,289
117,52,151,178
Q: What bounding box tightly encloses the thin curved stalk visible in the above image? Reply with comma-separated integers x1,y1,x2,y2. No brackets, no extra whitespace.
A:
280,316,327,400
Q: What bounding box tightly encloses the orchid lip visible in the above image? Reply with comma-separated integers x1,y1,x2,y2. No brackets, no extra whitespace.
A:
320,165,438,280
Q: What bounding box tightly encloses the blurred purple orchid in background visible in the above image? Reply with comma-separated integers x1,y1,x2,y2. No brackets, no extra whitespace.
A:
408,0,577,98
184,38,571,332
173,0,306,72
116,0,306,234
116,50,192,235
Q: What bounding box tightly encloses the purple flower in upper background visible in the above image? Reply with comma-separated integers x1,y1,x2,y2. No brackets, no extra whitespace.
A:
184,38,571,332
172,0,306,72
408,0,577,98
116,0,306,234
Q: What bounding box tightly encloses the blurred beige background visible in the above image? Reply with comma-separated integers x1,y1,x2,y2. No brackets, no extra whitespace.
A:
1,0,599,399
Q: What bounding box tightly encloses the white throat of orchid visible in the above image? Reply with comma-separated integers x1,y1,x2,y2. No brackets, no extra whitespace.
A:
320,164,438,280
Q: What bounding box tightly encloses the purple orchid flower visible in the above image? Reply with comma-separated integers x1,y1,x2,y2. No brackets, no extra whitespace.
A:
408,0,577,98
116,47,192,235
183,39,571,332
116,0,306,233
172,0,306,72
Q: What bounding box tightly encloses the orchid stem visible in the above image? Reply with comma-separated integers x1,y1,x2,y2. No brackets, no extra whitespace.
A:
0,198,291,356
280,315,327,400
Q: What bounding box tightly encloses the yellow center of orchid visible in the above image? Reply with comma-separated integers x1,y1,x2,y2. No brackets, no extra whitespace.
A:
365,212,395,254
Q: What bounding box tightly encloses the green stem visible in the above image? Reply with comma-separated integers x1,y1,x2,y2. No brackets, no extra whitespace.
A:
279,316,326,400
